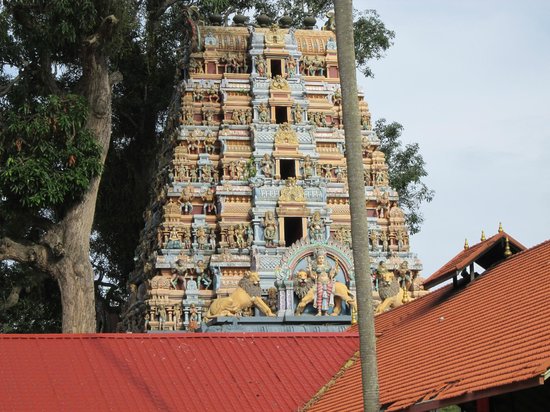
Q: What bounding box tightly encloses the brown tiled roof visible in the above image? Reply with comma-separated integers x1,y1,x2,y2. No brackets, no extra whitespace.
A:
307,240,550,411
0,333,359,411
423,231,526,289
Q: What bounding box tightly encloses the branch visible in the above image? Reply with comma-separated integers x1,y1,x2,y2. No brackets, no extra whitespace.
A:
38,51,60,95
0,73,22,97
0,237,52,275
84,15,119,49
151,0,179,21
0,286,23,312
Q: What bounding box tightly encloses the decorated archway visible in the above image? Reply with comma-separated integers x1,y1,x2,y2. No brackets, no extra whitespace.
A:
276,237,355,282
274,237,356,316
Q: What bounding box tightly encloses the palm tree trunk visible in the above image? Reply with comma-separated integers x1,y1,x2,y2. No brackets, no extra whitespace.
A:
334,1,380,410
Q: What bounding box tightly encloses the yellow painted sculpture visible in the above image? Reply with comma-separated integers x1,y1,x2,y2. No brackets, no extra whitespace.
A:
375,262,405,314
204,271,275,320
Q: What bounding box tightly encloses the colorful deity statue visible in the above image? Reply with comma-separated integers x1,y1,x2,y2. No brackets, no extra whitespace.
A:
256,55,267,76
307,248,338,315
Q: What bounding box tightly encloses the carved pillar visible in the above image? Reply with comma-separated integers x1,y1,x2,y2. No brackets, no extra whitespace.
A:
284,279,295,316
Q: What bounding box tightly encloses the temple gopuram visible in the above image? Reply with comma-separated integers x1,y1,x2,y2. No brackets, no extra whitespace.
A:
123,15,425,333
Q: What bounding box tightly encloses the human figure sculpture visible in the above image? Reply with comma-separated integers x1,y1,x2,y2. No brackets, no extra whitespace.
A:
166,227,182,249
260,153,273,177
369,230,379,251
308,211,325,241
170,258,190,289
333,88,342,105
157,305,167,329
258,103,270,122
188,304,199,332
173,305,182,329
195,260,206,285
361,112,372,130
200,269,213,290
227,225,236,248
287,56,297,77
201,164,212,183
256,55,266,77
182,227,192,249
193,83,203,101
196,227,208,250
236,160,246,180
302,155,315,178
202,187,217,214
187,133,199,153
235,223,246,249
381,230,389,252
204,130,216,154
314,56,324,76
294,249,356,316
202,108,214,126
183,109,194,125
292,104,303,123
262,211,277,247
209,230,216,250
179,185,194,214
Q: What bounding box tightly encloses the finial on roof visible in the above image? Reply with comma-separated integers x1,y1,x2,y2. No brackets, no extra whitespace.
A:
481,230,486,241
464,238,469,250
498,222,503,233
504,237,512,257
351,304,357,325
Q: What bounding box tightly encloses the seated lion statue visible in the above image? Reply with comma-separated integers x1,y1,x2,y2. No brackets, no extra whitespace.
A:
204,271,275,320
375,262,405,314
294,270,356,316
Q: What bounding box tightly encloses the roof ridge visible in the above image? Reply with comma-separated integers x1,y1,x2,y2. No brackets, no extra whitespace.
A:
0,332,359,339
299,351,360,411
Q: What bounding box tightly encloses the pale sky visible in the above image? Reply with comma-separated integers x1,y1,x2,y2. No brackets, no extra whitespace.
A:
355,0,550,277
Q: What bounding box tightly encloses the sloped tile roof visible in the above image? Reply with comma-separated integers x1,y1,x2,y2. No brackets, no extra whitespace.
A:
306,240,550,411
0,333,359,412
423,231,526,289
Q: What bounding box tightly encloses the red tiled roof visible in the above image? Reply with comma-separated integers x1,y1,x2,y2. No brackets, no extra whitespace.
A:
307,240,550,411
423,231,526,289
0,333,359,411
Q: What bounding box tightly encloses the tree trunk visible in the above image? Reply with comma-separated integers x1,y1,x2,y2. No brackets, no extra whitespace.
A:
53,53,112,333
334,1,380,411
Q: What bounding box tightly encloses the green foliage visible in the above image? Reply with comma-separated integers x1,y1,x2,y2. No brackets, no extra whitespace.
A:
0,95,102,209
354,10,395,78
0,262,62,333
375,119,435,234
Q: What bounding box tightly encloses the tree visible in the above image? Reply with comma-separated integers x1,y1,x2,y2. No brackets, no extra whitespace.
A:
374,119,434,234
0,262,62,333
335,1,379,411
0,0,136,333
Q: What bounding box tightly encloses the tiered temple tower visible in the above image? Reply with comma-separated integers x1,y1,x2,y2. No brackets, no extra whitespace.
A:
126,17,424,333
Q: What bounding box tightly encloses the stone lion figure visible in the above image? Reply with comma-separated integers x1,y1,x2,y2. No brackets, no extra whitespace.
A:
294,270,357,316
375,261,407,314
204,271,275,320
